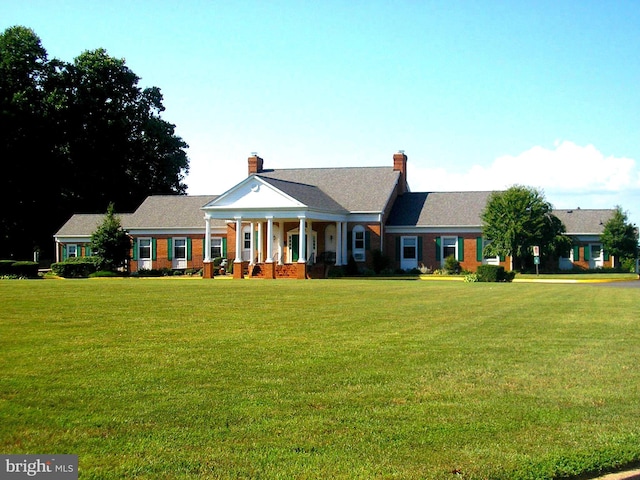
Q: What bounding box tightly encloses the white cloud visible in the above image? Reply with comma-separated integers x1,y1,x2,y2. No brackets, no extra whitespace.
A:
409,140,640,226
410,141,640,194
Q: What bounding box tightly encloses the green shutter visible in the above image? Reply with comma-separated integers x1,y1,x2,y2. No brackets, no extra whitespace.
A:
222,238,227,257
85,245,92,257
132,239,138,261
365,231,371,250
457,237,464,262
347,232,352,250
583,245,590,261
500,254,505,262
152,238,157,261
573,245,580,261
435,237,441,261
62,245,67,261
604,250,610,261
417,236,423,261
395,237,401,261
476,237,483,262
167,238,173,260
187,238,192,260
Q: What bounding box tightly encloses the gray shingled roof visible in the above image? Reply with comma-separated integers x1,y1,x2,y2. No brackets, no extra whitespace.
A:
55,214,130,237
552,209,614,235
125,195,219,229
386,191,493,227
259,177,349,213
258,167,401,212
55,195,223,237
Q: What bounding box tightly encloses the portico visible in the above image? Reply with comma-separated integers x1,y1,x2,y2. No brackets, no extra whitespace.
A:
201,171,350,279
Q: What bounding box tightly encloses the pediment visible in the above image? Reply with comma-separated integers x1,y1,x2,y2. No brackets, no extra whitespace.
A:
203,176,305,210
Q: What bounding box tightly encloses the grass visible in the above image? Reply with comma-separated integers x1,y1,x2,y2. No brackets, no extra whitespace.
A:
1,278,639,479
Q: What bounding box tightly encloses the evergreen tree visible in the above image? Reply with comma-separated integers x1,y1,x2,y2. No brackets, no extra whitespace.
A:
90,203,131,272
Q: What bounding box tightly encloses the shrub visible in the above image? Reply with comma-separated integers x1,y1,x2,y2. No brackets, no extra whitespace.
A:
444,255,461,274
0,260,40,278
476,265,515,282
0,260,15,275
371,249,391,274
89,270,122,278
10,261,39,278
464,273,479,282
51,258,99,278
345,255,359,276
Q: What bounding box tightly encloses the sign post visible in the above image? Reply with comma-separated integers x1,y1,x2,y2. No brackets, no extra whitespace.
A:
533,246,540,276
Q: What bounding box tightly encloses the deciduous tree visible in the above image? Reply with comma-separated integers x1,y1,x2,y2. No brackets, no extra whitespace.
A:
600,206,638,268
481,185,569,271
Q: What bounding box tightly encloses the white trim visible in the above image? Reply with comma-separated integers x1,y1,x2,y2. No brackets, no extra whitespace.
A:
387,226,483,234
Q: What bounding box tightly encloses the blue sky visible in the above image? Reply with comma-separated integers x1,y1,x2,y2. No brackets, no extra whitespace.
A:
3,0,639,227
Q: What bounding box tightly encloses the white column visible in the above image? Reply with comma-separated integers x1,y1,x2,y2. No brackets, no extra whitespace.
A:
341,222,348,264
298,217,306,263
278,222,284,265
307,220,313,263
266,217,274,263
335,221,342,266
234,218,242,263
204,215,212,262
257,222,263,263
249,222,255,265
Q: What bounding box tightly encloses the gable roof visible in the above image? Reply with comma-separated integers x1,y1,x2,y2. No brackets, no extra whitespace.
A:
552,209,614,235
55,195,223,238
386,191,493,227
258,176,348,213
125,195,218,229
258,167,401,213
55,213,131,237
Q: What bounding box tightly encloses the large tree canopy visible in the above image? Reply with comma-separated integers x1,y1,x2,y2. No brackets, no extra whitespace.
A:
0,26,189,260
481,185,571,271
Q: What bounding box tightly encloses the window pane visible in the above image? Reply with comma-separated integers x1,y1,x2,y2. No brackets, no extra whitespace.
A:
174,238,186,259
139,239,151,259
211,238,222,258
244,232,251,249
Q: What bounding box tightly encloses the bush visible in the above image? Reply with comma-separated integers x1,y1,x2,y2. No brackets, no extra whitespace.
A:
0,260,15,275
10,261,39,278
371,249,391,274
0,260,40,278
444,255,461,274
51,258,99,278
476,265,515,282
89,270,123,278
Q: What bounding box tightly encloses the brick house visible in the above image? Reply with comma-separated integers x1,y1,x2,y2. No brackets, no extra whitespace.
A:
54,152,615,277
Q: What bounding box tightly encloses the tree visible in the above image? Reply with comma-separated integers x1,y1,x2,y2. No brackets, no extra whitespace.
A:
0,26,189,261
600,206,638,268
481,185,569,271
90,203,131,272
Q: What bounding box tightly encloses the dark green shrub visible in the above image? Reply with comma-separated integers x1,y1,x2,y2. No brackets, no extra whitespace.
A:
371,249,391,274
476,265,515,282
10,261,39,278
345,255,359,276
51,259,98,278
444,255,461,274
0,260,15,275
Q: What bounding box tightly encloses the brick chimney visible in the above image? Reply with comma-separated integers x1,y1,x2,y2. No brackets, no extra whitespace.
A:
393,150,408,195
248,153,264,175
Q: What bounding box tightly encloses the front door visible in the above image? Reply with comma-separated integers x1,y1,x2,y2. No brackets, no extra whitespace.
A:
138,238,152,270
290,234,300,262
400,236,418,270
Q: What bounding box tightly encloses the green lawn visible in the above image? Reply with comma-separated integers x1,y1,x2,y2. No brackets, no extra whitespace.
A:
1,278,639,479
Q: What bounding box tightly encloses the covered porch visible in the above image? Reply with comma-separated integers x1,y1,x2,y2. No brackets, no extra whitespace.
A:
203,215,349,279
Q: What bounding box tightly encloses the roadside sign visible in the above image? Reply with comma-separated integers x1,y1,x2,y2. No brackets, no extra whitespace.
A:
532,246,540,256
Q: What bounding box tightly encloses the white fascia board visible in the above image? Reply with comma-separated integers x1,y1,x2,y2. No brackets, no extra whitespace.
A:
347,213,382,223
126,227,213,236
203,176,305,210
54,235,91,243
386,225,483,234
206,208,348,223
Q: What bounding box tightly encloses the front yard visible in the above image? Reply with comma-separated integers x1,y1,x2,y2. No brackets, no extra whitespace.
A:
1,278,639,479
